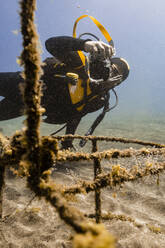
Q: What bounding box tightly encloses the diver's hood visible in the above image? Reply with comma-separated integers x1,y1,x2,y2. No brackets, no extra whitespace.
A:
111,57,130,81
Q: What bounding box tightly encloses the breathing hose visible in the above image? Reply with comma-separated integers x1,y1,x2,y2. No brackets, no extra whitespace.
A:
79,88,118,147
51,15,118,145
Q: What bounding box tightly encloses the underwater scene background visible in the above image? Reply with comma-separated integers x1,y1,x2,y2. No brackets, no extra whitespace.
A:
1,0,165,148
0,1,165,248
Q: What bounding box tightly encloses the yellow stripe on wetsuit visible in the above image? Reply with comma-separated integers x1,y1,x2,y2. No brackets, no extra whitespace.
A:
73,15,113,68
69,15,113,111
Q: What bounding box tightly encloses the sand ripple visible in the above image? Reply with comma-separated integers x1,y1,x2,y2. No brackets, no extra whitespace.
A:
0,158,165,248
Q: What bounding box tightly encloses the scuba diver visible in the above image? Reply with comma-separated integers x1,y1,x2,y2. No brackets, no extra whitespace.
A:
0,16,130,150
42,35,129,149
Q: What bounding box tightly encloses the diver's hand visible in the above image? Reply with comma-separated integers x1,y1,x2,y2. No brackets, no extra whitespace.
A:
84,40,115,59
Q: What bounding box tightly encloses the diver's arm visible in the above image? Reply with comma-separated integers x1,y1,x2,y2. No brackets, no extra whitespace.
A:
45,36,89,68
45,36,88,55
45,36,114,66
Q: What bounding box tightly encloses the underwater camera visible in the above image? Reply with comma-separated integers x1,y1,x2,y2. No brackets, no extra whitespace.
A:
78,32,113,81
88,53,111,81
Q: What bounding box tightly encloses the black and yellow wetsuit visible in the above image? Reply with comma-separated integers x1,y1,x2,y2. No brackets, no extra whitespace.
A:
0,36,107,125
42,36,107,124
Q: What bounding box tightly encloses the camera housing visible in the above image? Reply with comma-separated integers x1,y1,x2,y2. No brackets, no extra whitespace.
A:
89,55,111,81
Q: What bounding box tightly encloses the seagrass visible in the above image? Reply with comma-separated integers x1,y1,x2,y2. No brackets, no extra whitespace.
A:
0,1,164,247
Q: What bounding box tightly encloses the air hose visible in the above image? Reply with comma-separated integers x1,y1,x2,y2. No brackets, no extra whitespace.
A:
51,15,118,144
50,123,67,136
79,88,118,147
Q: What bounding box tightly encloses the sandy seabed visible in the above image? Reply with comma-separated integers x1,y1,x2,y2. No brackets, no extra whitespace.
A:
0,155,165,248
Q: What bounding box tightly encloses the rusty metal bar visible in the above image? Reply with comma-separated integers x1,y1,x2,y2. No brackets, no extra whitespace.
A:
92,139,102,223
0,164,5,219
